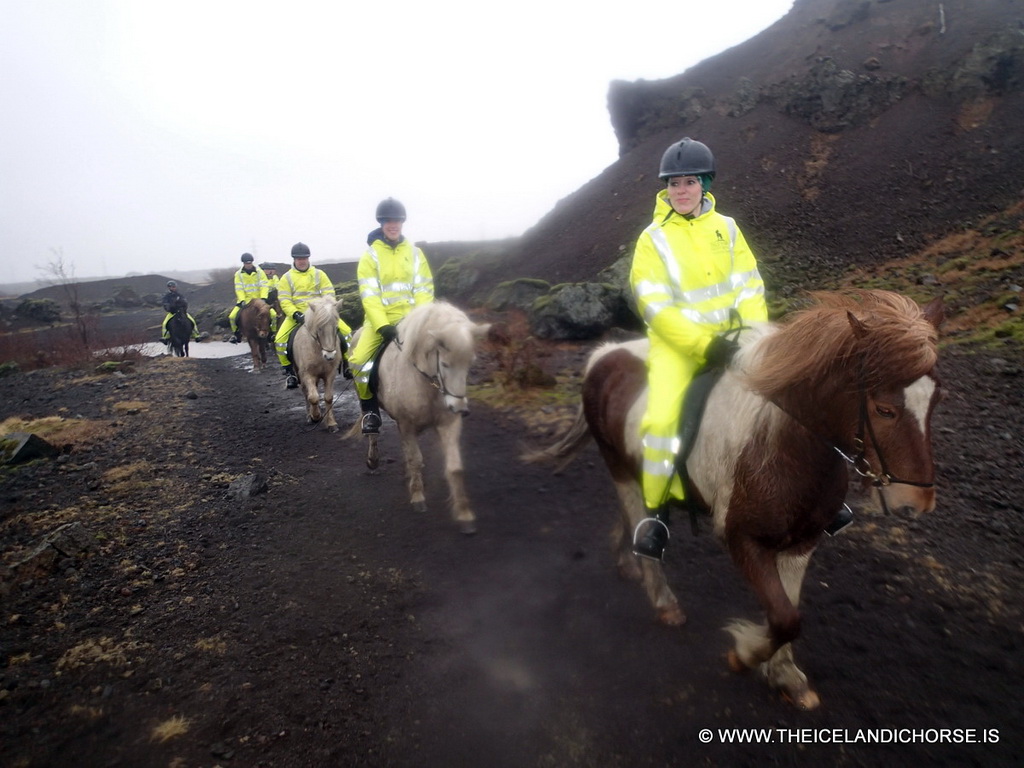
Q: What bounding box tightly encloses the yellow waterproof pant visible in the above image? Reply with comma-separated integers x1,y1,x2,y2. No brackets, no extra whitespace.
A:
348,323,385,400
274,316,352,367
641,338,700,509
229,303,278,333
162,313,199,340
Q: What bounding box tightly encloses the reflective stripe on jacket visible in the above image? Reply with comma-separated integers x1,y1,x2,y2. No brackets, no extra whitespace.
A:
234,267,269,303
278,266,334,318
629,190,767,359
357,236,434,331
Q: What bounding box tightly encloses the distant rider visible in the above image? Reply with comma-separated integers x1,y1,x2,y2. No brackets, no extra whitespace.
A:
160,280,201,346
348,198,435,434
228,253,269,344
274,242,352,389
261,261,281,332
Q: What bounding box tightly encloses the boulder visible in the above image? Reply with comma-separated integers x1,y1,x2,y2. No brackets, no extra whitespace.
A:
227,473,268,500
485,278,551,312
0,432,59,464
529,282,634,340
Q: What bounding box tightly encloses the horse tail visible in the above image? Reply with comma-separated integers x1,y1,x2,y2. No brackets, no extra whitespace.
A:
520,404,593,472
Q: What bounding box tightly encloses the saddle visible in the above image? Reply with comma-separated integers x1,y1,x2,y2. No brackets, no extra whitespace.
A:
671,365,725,535
365,336,397,396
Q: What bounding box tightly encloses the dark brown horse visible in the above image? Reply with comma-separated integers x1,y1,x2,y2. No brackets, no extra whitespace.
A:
238,299,272,371
526,290,944,709
166,308,192,358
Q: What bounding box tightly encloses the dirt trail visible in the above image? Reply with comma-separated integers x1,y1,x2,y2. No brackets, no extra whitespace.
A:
0,347,1021,767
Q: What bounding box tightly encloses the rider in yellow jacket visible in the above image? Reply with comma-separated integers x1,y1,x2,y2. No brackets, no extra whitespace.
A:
274,243,352,389
228,253,268,343
260,262,281,332
349,198,435,433
630,137,768,561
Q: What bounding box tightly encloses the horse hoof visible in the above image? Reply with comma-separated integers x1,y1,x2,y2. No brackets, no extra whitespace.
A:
366,457,379,471
782,687,821,711
657,605,686,627
458,520,477,535
412,501,428,513
328,425,339,434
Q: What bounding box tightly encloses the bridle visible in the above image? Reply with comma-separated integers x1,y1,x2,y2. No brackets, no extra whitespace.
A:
832,388,935,491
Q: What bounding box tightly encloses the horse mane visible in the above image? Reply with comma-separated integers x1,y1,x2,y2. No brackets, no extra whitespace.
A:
305,296,339,328
745,290,939,398
400,302,476,367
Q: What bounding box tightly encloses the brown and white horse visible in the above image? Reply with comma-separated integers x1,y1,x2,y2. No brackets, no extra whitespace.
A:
527,290,943,709
347,301,491,534
238,299,272,371
293,297,346,433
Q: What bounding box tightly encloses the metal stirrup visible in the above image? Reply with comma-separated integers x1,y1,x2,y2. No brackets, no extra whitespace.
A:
632,517,670,547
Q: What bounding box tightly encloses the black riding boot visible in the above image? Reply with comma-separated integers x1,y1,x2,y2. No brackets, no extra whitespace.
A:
360,396,382,434
633,506,670,561
283,364,299,389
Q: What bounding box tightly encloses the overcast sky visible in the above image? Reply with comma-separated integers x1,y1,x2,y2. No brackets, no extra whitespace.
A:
2,0,793,286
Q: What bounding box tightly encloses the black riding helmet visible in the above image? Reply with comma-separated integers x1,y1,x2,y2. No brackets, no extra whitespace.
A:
291,242,311,259
241,253,254,263
375,197,407,223
658,137,716,181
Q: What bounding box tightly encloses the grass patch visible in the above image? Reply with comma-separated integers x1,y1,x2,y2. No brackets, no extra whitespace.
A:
0,415,111,448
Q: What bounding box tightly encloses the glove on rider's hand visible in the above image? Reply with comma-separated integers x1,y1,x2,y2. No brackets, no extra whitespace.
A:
293,311,305,324
704,335,740,368
378,324,398,342
237,301,246,308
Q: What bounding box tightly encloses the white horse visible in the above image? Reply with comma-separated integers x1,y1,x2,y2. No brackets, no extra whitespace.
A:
293,297,346,433
348,301,491,534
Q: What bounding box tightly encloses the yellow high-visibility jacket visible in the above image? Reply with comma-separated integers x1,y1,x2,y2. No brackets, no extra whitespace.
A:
278,266,334,318
234,267,269,303
630,190,767,508
630,190,767,358
357,234,434,332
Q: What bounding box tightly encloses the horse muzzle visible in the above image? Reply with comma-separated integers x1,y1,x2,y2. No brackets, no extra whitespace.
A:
877,484,936,516
445,395,470,415
322,350,337,362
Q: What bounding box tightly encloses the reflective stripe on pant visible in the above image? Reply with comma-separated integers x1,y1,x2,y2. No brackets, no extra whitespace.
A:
641,338,700,509
228,305,241,332
348,323,384,400
274,316,299,366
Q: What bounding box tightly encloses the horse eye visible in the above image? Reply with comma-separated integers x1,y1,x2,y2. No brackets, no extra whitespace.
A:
875,405,896,419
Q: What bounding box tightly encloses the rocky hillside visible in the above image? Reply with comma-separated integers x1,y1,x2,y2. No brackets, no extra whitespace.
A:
447,0,1024,303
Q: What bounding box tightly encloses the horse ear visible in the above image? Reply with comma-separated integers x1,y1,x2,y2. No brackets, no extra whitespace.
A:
847,310,869,338
921,297,945,329
472,323,492,339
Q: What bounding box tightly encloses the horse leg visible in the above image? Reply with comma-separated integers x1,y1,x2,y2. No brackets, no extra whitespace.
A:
611,477,684,625
724,538,819,709
322,372,338,433
303,374,321,425
366,433,379,470
397,422,427,514
436,417,475,535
